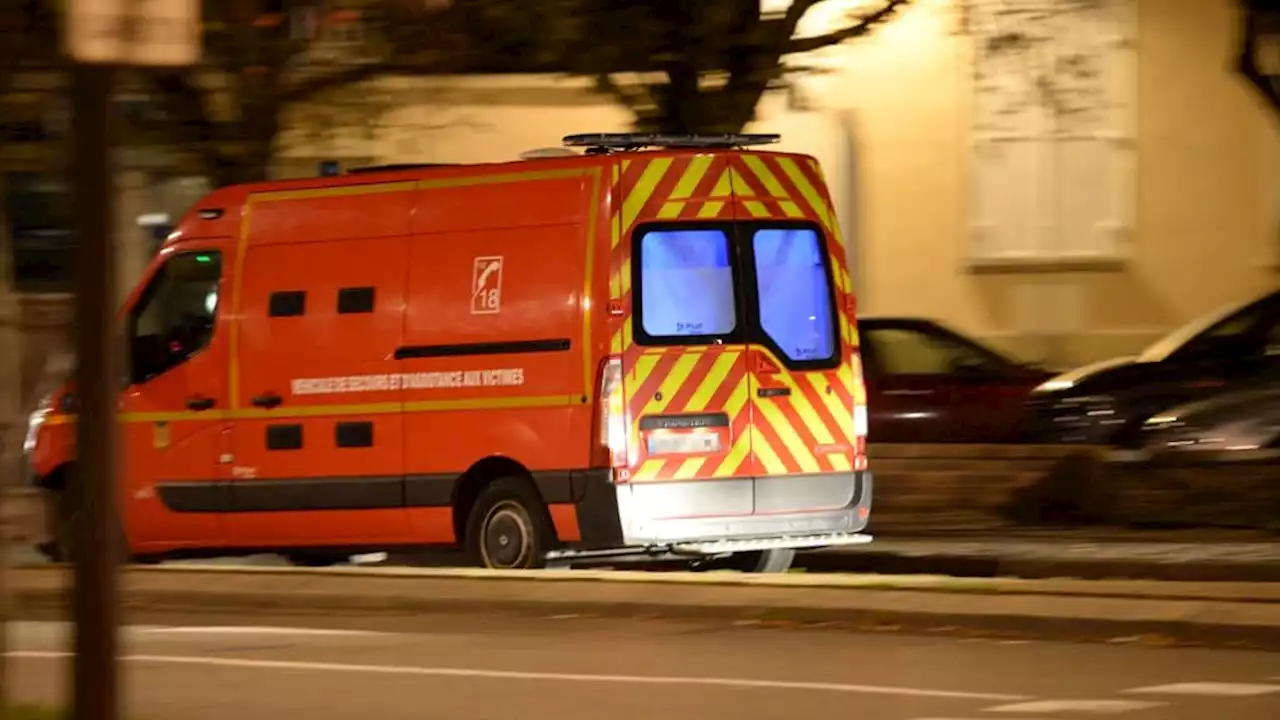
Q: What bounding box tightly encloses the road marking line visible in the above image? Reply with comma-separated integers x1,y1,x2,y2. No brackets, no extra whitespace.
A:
8,652,1028,701
984,699,1166,714
135,626,388,637
1125,682,1280,697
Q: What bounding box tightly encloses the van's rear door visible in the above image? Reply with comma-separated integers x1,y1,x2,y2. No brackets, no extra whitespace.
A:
729,153,864,509
617,153,755,507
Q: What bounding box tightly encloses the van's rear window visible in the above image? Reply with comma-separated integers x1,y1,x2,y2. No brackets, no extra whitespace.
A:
638,228,737,339
752,227,836,363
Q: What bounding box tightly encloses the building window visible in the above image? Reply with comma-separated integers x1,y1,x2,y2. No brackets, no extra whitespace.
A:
966,0,1137,267
5,173,72,293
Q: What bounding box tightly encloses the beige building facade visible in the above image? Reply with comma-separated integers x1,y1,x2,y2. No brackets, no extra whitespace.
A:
9,0,1277,434
278,0,1279,368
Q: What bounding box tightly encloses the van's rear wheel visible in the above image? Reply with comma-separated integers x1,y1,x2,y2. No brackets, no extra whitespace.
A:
691,549,795,573
464,478,553,570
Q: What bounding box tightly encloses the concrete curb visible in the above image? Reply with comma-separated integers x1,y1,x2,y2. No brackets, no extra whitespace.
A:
13,566,1280,650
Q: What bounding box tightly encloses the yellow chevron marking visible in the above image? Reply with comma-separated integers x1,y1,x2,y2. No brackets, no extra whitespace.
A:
779,200,805,218
714,429,752,477
639,352,702,417
622,315,633,353
671,155,714,200
828,453,853,472
630,354,661,397
611,329,623,354
622,158,674,230
742,155,791,198
675,456,708,479
610,209,621,249
609,268,621,298
742,201,771,217
697,201,725,218
685,352,739,412
782,375,836,445
775,157,831,231
657,201,685,219
633,459,666,481
751,430,789,476
723,374,749,424
621,256,631,297
806,373,854,439
709,168,732,197
755,399,821,473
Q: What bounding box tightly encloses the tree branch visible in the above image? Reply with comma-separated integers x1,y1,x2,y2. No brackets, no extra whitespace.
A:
1238,1,1280,121
786,0,911,55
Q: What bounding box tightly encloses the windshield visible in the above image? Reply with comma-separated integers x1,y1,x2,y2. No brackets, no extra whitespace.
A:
1136,291,1279,363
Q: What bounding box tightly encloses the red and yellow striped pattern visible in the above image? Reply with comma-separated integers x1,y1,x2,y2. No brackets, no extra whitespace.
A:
607,151,866,484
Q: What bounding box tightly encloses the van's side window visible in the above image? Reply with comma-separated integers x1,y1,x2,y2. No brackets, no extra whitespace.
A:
751,227,837,363
636,228,737,342
127,251,222,384
269,290,306,317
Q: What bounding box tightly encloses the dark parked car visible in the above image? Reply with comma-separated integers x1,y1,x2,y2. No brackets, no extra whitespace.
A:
1119,380,1280,463
857,317,1052,443
1023,288,1280,445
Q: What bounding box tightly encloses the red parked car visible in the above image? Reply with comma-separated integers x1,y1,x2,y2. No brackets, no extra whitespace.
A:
857,317,1053,443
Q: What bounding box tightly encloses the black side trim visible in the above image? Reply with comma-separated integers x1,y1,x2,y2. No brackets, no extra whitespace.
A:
638,412,730,431
404,474,453,507
335,421,374,448
571,469,624,548
337,287,376,314
395,338,571,360
155,470,615,517
533,471,574,505
156,483,227,513
269,290,306,317
266,424,303,450
232,477,403,513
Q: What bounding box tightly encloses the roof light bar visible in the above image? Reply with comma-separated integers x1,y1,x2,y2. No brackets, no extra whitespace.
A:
562,133,781,151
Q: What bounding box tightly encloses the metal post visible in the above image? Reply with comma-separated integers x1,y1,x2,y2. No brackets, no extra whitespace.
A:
69,58,120,720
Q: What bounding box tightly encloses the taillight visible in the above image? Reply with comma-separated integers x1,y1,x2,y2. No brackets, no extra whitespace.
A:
599,356,627,467
853,403,868,471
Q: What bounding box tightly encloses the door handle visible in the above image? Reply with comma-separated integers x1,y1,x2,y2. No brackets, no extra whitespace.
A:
251,392,283,409
884,389,933,397
186,396,216,411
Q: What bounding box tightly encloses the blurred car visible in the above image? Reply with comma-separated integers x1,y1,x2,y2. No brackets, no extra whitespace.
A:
856,317,1052,443
1023,287,1280,445
1117,381,1280,464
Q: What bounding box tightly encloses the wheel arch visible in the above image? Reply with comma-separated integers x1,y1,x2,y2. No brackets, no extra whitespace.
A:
450,456,558,544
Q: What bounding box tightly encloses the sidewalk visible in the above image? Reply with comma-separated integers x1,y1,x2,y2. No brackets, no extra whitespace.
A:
13,565,1280,650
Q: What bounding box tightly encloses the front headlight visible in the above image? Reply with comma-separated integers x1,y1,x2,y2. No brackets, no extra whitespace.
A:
23,394,52,456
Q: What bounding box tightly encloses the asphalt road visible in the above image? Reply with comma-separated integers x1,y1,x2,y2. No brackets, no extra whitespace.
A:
9,612,1280,720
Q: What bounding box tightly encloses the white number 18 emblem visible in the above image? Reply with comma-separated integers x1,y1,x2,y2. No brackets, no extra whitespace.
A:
471,256,503,315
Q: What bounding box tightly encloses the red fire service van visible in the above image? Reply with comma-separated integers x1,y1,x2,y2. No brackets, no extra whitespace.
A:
25,133,873,572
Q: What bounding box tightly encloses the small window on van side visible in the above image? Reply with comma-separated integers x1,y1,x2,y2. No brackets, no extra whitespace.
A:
635,227,738,344
751,226,838,365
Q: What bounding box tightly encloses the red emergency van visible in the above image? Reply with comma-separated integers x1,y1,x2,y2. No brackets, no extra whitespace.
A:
25,133,873,572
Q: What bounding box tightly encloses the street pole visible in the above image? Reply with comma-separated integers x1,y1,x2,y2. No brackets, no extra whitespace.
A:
69,57,120,720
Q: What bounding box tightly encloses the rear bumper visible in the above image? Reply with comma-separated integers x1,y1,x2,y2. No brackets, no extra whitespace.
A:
568,469,871,551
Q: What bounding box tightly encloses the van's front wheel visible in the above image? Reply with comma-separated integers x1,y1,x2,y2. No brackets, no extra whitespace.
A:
464,479,553,570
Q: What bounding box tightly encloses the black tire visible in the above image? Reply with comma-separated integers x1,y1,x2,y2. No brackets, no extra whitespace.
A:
691,549,795,573
464,478,555,570
48,486,130,566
